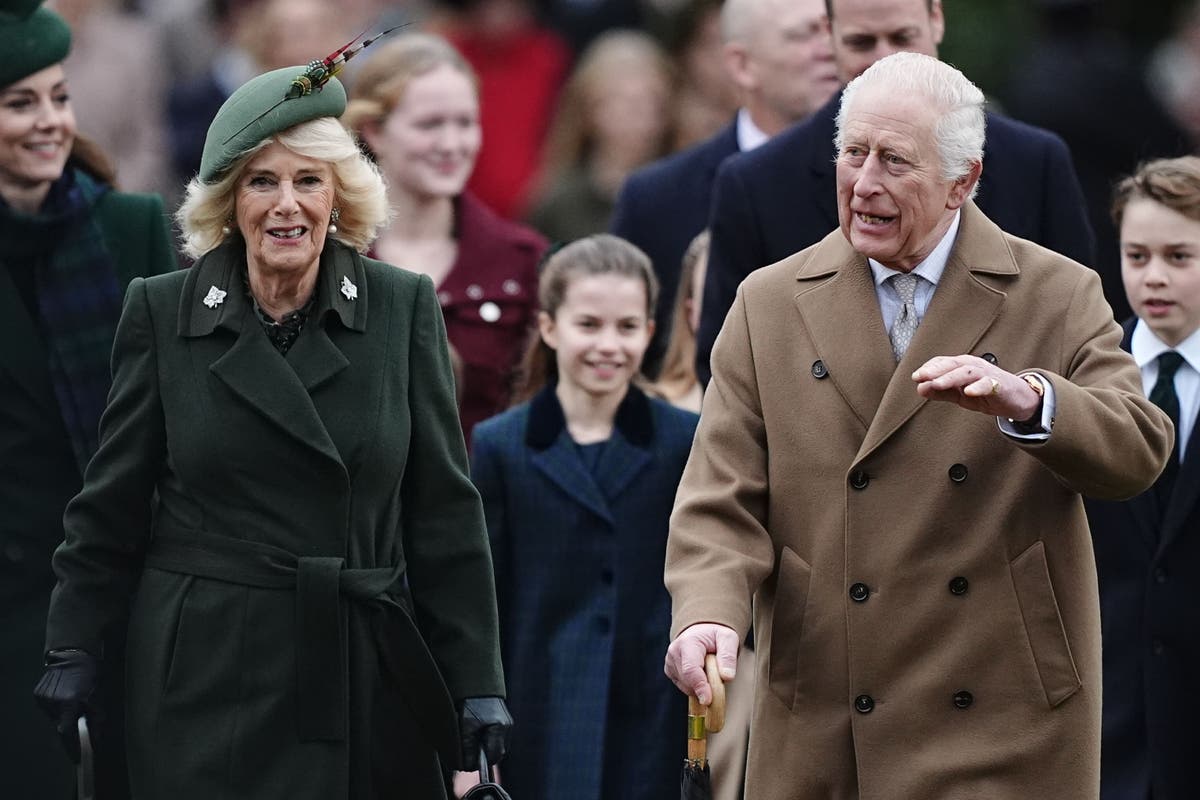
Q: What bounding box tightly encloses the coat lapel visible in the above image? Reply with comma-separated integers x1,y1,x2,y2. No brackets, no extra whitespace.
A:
792,232,895,432
1159,413,1200,552
592,388,655,502
525,386,659,524
180,241,364,469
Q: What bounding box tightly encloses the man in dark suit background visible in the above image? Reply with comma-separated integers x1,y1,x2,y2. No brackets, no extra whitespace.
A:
610,0,839,376
1085,156,1200,800
696,0,1096,382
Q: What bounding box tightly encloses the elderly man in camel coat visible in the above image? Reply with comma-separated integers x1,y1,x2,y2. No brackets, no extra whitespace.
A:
663,52,1173,800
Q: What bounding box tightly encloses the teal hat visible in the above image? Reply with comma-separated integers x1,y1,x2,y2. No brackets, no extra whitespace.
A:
199,65,347,183
0,5,71,89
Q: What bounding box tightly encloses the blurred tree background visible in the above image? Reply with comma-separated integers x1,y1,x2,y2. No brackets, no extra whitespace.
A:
940,0,1190,99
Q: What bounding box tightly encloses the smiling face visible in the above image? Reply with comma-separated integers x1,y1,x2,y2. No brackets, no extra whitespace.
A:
1121,197,1200,346
836,86,977,271
363,63,480,201
234,140,337,280
0,64,76,210
539,274,655,402
828,0,943,83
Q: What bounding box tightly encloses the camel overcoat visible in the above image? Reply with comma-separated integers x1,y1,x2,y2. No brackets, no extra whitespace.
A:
665,202,1173,800
45,240,504,800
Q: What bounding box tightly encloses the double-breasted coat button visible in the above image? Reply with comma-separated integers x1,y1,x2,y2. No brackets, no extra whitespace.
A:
948,576,969,595
849,582,870,602
981,353,998,365
953,690,974,709
854,694,875,713
850,470,870,490
812,360,828,379
948,463,968,483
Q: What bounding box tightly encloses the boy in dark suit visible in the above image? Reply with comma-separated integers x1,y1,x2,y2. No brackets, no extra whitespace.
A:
1087,156,1200,800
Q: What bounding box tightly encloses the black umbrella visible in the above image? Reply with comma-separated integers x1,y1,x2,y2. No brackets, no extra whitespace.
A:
681,654,726,800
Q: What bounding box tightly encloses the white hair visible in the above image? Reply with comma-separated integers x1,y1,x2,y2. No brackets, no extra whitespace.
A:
834,52,985,197
720,0,771,44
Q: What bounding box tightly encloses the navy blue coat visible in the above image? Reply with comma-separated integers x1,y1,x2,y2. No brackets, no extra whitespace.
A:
610,121,739,377
470,385,698,800
697,91,1097,382
1085,320,1200,800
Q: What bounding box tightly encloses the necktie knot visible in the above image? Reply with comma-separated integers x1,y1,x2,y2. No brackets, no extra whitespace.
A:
888,273,920,361
1157,351,1184,381
891,273,918,304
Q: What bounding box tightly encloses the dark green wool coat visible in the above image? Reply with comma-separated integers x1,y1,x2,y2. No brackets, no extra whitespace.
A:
0,189,172,800
45,240,505,800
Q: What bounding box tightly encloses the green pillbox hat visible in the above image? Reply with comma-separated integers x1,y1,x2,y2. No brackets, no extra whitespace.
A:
199,65,347,183
0,6,71,89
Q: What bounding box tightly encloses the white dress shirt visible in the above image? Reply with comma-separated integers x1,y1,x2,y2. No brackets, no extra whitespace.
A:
735,108,770,153
1131,321,1200,461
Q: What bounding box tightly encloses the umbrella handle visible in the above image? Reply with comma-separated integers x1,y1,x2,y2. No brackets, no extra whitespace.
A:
686,653,728,763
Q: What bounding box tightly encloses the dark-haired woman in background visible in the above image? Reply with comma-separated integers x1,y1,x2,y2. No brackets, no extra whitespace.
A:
0,4,173,798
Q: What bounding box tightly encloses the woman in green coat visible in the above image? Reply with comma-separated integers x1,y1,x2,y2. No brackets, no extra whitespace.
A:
33,53,510,800
0,5,174,798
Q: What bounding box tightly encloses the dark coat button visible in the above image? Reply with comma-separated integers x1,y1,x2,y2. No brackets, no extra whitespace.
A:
854,694,875,713
601,568,614,585
948,576,969,595
595,617,611,634
850,470,869,490
849,582,870,602
1153,639,1165,655
812,360,828,379
1154,568,1167,584
948,463,968,483
981,353,998,365
953,690,974,709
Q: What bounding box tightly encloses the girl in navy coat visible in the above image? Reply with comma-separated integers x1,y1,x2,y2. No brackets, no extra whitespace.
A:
470,234,699,800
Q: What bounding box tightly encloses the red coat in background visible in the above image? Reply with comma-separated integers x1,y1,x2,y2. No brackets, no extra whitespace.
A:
437,193,547,444
447,27,570,219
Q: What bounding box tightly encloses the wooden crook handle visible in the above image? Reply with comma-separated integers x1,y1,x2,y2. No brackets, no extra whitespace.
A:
703,653,726,732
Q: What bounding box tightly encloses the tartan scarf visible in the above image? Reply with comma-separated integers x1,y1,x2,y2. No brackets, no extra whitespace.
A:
0,168,121,473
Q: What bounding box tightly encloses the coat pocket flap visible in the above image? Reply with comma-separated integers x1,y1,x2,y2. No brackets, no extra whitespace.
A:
767,546,812,710
1009,541,1081,707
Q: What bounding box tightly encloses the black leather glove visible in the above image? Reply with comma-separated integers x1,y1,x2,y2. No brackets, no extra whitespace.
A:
458,696,513,772
33,649,99,763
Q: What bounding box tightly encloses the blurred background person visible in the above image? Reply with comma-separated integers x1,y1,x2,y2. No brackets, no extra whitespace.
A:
1148,0,1200,152
167,0,349,202
526,29,674,243
1002,0,1193,323
657,0,738,150
1086,156,1200,800
0,4,173,798
344,32,547,447
472,234,697,800
612,0,836,376
48,0,172,197
650,229,707,412
431,0,570,219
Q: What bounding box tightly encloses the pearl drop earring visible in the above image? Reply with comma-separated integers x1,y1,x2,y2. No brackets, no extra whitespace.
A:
328,207,341,235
